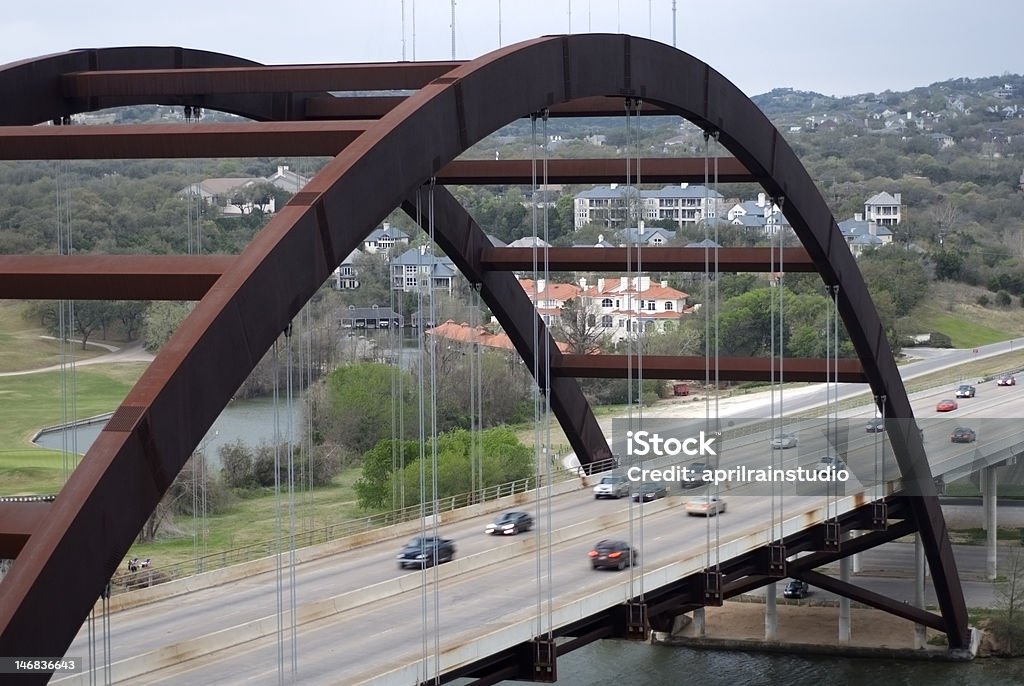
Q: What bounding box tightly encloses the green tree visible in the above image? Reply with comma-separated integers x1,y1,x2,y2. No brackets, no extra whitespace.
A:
323,363,414,455
143,301,193,351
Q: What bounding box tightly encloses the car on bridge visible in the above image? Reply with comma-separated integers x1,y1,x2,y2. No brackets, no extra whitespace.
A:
632,483,668,502
770,433,798,449
936,398,958,412
783,579,810,599
955,384,976,398
865,417,885,433
685,495,727,516
485,511,533,535
593,475,631,499
817,455,847,475
950,427,977,443
680,461,711,489
396,536,456,569
588,540,639,570
998,375,1016,386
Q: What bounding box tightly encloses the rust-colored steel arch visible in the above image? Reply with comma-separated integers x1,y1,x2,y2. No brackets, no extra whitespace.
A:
0,34,968,671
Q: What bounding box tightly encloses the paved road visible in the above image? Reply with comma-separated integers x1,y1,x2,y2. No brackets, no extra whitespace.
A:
53,381,1024,684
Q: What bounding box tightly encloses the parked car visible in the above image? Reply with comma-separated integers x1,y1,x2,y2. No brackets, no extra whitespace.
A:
485,511,533,535
770,433,798,449
865,417,885,433
680,462,710,489
955,384,976,398
936,399,958,412
998,375,1016,386
593,475,631,499
783,579,810,599
950,427,977,444
685,495,727,516
817,455,847,475
588,540,638,570
632,483,669,502
396,536,456,569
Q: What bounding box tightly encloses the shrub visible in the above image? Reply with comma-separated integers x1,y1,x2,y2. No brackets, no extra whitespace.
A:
977,294,991,307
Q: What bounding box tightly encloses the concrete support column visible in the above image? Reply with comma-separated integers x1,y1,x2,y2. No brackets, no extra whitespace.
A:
850,531,862,574
839,535,851,644
765,582,778,641
914,532,928,649
693,608,706,636
984,465,998,581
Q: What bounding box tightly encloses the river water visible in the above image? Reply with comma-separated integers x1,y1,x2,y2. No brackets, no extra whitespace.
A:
33,397,301,467
555,640,1024,685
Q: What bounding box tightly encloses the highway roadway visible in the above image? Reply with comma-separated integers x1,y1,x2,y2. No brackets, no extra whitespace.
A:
55,376,1024,684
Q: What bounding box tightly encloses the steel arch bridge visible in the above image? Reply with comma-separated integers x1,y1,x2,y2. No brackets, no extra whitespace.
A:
0,35,969,681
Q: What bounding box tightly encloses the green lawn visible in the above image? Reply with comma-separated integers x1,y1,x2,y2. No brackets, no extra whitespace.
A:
0,302,108,373
0,364,145,495
916,312,1011,348
124,466,367,569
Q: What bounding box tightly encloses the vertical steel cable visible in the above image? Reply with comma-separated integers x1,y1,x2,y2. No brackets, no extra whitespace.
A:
415,187,430,683
769,196,778,542
529,113,544,639
286,328,298,676
777,199,786,537
702,132,712,571
427,179,442,685
271,339,285,685
635,98,645,599
713,134,722,573
541,110,555,637
623,98,638,598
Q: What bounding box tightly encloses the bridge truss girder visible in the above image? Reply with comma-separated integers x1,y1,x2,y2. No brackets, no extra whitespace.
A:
0,35,967,682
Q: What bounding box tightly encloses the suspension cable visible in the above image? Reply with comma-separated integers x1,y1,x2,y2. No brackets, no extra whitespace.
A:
530,111,544,640
427,178,442,685
541,109,556,638
285,325,298,676
634,97,645,599
624,97,638,597
416,187,430,683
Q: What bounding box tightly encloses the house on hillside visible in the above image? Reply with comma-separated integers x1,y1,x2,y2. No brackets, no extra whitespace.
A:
363,223,410,255
579,276,688,343
332,248,363,290
838,215,894,256
390,246,457,294
864,192,903,226
573,183,723,230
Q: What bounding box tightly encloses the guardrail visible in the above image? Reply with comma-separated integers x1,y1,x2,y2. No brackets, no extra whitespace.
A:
115,470,575,594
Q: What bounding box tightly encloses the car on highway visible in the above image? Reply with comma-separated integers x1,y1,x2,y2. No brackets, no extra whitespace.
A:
593,474,631,499
680,462,711,489
632,483,669,502
936,398,958,412
588,540,638,570
817,455,847,475
685,495,727,516
485,511,533,535
950,427,977,443
865,417,886,433
954,384,976,398
998,375,1016,386
770,432,798,449
783,579,810,599
396,536,456,569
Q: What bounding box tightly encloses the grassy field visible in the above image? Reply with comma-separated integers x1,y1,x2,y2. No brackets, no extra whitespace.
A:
0,364,146,494
911,281,1024,348
124,466,366,569
0,302,109,372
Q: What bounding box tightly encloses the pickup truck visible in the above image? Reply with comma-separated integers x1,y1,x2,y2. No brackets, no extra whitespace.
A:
396,536,456,569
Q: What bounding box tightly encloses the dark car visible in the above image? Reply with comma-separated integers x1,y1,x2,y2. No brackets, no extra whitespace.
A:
950,427,977,443
998,375,1016,386
680,462,711,489
817,455,847,474
955,384,976,399
632,483,669,502
588,540,638,571
396,536,456,569
783,579,810,599
485,511,533,535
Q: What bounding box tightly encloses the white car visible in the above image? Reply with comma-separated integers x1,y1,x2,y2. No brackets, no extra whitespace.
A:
685,496,727,516
593,475,630,499
770,433,798,449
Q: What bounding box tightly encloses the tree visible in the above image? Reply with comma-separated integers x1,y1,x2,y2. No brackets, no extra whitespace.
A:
553,297,611,354
991,549,1024,655
322,363,415,455
143,301,192,352
114,301,148,340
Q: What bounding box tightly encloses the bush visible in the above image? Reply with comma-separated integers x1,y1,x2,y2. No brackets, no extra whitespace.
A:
219,440,254,489
977,294,991,307
997,290,1013,307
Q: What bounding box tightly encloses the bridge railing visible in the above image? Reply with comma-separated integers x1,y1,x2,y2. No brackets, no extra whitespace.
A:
114,469,575,594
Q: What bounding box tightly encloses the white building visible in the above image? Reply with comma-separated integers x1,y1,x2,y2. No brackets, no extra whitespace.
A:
574,184,724,230
390,246,457,294
864,192,903,226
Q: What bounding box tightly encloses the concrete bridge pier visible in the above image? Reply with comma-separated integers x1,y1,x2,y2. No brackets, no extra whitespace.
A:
983,464,998,580
914,532,928,649
693,607,706,636
764,582,778,640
